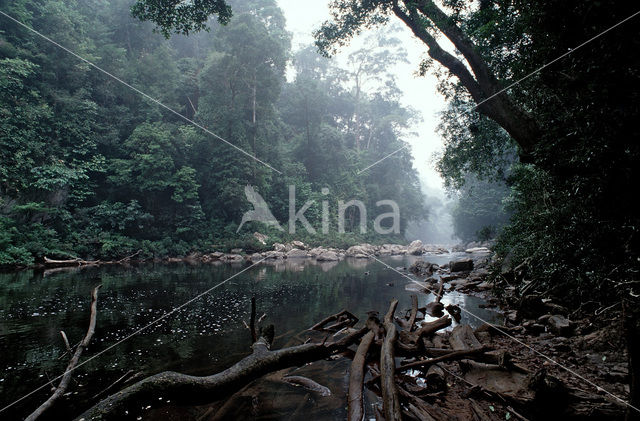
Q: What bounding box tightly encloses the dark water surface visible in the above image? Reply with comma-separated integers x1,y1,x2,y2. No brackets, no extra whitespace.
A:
0,253,502,420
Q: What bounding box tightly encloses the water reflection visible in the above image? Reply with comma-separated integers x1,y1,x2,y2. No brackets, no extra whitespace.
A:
0,254,501,420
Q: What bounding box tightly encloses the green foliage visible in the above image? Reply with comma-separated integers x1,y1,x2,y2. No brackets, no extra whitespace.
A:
131,0,232,37
436,1,640,305
451,176,510,243
304,0,639,305
0,0,425,265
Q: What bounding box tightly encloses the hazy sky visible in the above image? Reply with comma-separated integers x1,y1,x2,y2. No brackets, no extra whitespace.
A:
276,0,449,197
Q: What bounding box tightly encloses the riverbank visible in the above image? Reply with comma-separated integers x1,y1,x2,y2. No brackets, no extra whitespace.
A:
405,251,630,419
24,239,455,272
1,243,629,419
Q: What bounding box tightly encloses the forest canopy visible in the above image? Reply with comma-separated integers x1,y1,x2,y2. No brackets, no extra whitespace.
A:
0,0,425,266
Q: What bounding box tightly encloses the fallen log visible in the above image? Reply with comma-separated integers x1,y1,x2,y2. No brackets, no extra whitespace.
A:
449,324,482,351
398,386,448,421
416,315,451,337
367,347,489,385
399,295,419,331
76,326,368,420
348,329,375,421
43,250,142,268
396,347,489,373
26,285,101,421
425,365,445,391
43,256,100,267
445,304,461,322
398,315,451,351
380,299,402,421
309,309,358,331
424,278,446,317
283,375,331,396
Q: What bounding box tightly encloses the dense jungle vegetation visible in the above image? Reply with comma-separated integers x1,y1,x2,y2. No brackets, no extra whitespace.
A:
2,0,639,309
0,0,426,266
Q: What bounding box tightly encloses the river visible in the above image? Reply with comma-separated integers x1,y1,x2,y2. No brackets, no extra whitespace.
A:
0,253,502,420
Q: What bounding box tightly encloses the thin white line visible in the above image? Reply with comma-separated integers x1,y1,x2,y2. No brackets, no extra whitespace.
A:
471,9,640,112
357,144,409,174
0,11,282,175
0,257,269,415
366,253,640,413
357,9,640,174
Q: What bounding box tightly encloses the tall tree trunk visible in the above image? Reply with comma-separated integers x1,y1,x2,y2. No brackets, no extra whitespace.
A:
392,0,541,155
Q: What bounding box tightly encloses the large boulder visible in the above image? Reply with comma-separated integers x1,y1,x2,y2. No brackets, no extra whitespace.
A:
346,244,375,257
291,240,306,249
253,232,268,245
316,250,339,261
547,315,573,336
409,260,439,276
286,248,308,258
209,251,224,260
465,247,491,254
407,240,424,255
308,247,327,257
272,243,286,252
264,250,285,259
379,244,406,255
450,258,474,272
221,253,244,262
423,244,449,254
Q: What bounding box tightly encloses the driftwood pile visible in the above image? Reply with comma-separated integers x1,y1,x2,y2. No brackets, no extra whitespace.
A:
23,281,627,420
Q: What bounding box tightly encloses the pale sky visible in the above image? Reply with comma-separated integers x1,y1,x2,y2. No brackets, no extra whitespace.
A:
276,0,449,198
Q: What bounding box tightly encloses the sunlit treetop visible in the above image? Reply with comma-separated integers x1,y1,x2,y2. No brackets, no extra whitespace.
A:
131,0,233,37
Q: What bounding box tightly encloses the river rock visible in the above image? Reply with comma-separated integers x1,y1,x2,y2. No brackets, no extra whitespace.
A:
407,240,424,255
450,258,474,272
209,251,224,259
475,281,492,291
346,244,375,257
308,247,326,257
286,248,308,258
253,232,268,245
221,253,244,262
423,244,449,254
547,315,573,336
264,250,285,259
465,247,490,253
272,243,286,252
409,260,439,276
291,240,306,249
316,250,339,261
449,278,472,290
248,252,263,262
542,301,569,315
379,244,406,255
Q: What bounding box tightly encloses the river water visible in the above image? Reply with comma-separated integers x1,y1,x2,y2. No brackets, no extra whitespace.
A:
0,253,502,420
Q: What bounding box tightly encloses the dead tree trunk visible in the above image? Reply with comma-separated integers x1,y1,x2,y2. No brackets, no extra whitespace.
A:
348,329,375,421
26,285,101,421
380,299,402,421
391,0,541,156
76,327,367,420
